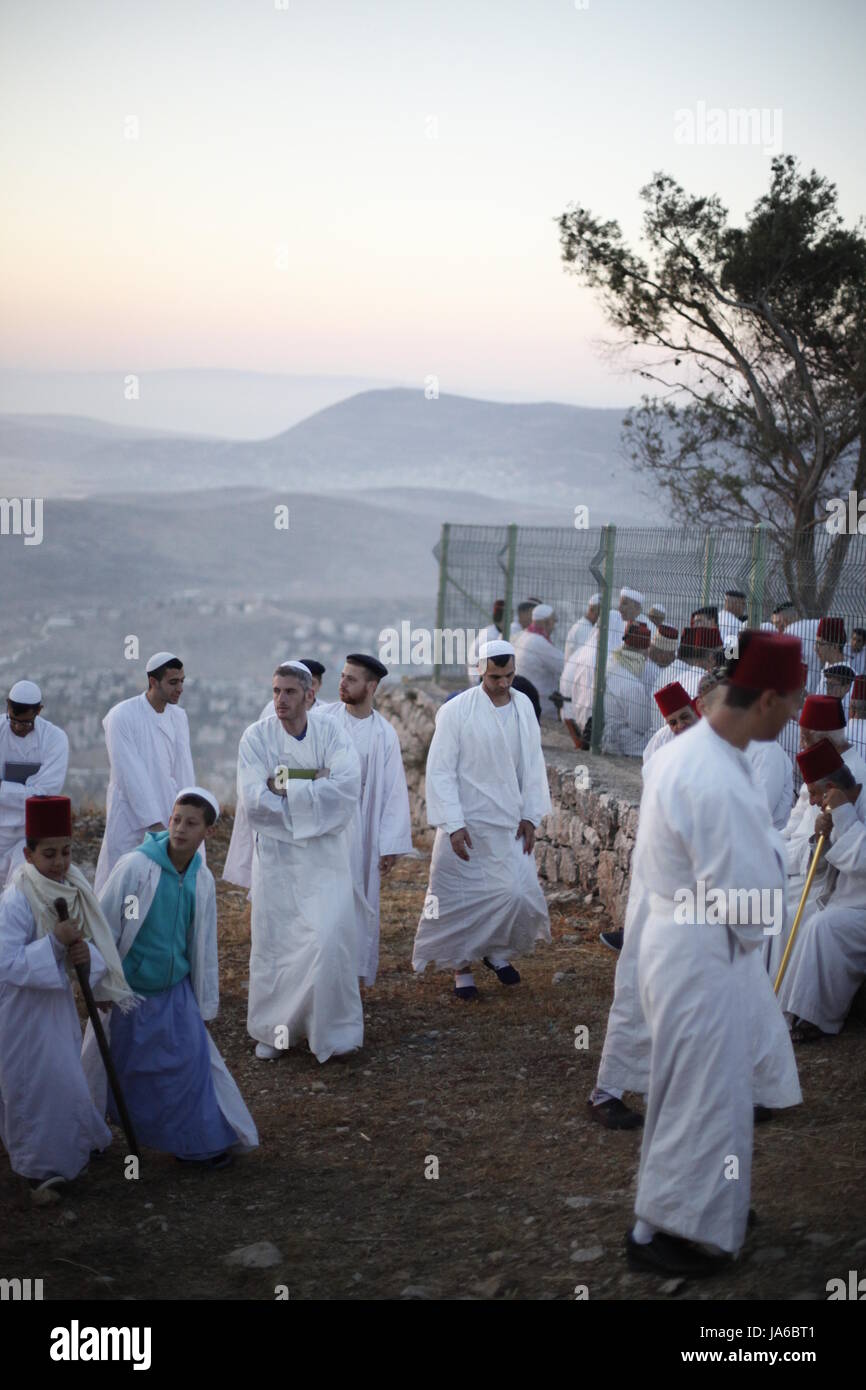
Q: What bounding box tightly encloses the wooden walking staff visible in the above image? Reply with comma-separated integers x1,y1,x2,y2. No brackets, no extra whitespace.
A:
54,897,140,1157
774,835,826,995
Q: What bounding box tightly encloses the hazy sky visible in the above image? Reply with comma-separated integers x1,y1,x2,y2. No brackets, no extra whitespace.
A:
2,0,864,408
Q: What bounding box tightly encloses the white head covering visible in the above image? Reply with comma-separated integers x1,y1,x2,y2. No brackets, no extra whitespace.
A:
647,601,666,617
619,586,644,605
478,639,516,662
277,660,312,676
9,680,42,705
588,593,601,607
531,604,554,620
175,786,220,822
146,651,180,674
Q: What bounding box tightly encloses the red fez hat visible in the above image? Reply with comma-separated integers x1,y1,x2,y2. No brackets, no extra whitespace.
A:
691,625,723,650
853,675,866,701
797,738,844,786
654,681,692,718
623,620,651,650
817,616,846,645
657,623,679,641
728,631,802,694
799,694,846,731
25,795,72,840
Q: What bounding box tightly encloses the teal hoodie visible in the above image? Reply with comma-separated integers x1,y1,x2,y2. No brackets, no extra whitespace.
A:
122,830,201,996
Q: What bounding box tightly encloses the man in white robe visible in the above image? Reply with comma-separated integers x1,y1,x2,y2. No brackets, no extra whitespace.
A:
512,604,565,721
412,640,551,999
570,587,644,737
848,676,866,759
847,628,866,677
331,654,412,985
238,663,364,1063
563,595,599,662
642,624,679,731
95,653,196,892
777,742,866,1040
717,588,747,646
0,680,69,885
600,622,653,756
641,681,699,768
627,632,802,1277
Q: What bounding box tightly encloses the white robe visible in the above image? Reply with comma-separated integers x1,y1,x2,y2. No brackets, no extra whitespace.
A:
786,618,821,693
747,738,794,831
0,885,112,1179
0,715,69,884
570,615,627,729
512,630,565,720
564,616,595,663
238,715,364,1062
601,658,652,757
597,723,798,1114
95,694,197,893
642,723,674,764
412,686,551,971
777,798,866,1033
81,851,258,1150
323,706,412,986
632,720,800,1253
848,717,866,762
717,609,745,646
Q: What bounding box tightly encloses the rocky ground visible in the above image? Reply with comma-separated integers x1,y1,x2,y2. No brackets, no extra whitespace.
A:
2,812,865,1302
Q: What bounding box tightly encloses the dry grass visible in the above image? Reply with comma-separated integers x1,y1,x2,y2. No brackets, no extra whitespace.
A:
2,813,865,1301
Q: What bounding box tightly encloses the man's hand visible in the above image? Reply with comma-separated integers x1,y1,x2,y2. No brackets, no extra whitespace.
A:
450,828,472,861
55,919,81,947
516,820,536,854
314,768,330,780
67,938,89,968
379,854,397,876
814,811,833,837
267,776,287,797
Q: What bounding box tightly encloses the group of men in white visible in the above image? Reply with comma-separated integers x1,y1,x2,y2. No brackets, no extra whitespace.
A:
2,612,865,1279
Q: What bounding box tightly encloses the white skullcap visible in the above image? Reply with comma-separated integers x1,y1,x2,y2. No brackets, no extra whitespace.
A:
619,587,644,604
478,639,516,662
588,593,601,606
146,651,180,674
531,604,554,620
276,660,312,679
648,602,666,616
9,680,42,705
175,786,220,821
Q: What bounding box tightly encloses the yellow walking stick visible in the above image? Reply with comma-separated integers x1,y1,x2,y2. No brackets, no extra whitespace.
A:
774,835,826,994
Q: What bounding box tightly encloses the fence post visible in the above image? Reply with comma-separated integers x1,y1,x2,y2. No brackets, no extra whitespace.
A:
502,524,518,639
700,531,715,606
747,523,767,628
590,524,617,755
433,522,450,683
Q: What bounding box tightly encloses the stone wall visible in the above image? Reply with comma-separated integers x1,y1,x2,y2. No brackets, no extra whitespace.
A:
376,681,640,926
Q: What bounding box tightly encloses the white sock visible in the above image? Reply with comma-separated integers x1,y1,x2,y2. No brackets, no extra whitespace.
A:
631,1220,656,1245
486,955,510,969
455,971,475,988
590,1086,623,1105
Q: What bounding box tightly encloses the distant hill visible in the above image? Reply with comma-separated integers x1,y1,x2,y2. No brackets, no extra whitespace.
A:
0,388,663,523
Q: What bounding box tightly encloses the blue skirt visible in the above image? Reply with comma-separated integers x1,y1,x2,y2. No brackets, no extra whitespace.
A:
108,976,237,1160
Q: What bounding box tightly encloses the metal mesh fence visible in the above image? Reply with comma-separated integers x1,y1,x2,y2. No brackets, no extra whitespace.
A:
432,522,866,777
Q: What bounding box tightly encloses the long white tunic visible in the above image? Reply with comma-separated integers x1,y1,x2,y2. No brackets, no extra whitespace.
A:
570,615,628,729
601,659,652,757
777,798,866,1033
747,738,794,831
81,851,258,1149
786,618,821,692
323,706,412,985
564,616,594,662
632,720,800,1253
642,723,674,764
0,885,111,1180
413,686,551,971
0,716,69,884
238,715,363,1062
848,717,866,761
597,723,798,1114
512,630,565,719
95,694,196,893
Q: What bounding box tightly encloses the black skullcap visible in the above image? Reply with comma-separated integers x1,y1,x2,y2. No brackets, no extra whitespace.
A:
299,659,326,678
346,653,388,680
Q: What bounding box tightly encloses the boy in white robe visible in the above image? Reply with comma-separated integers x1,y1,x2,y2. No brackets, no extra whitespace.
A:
777,742,866,1041
412,640,551,1000
95,653,197,892
0,796,134,1199
84,789,258,1164
628,632,802,1277
0,680,69,885
238,664,364,1063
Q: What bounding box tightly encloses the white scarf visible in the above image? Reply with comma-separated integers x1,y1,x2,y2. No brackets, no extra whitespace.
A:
16,862,138,1012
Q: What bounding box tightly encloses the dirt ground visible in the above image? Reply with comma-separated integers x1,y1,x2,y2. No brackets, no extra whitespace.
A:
2,812,865,1303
